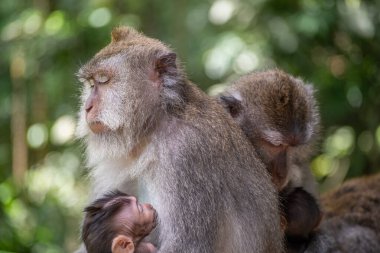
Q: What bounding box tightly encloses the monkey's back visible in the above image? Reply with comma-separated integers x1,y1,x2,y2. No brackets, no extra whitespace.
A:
149,83,283,253
304,173,380,253
321,173,380,233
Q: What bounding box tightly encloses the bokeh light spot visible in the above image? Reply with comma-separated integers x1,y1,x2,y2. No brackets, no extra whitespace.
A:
296,14,319,36
45,11,65,35
339,0,374,38
51,115,76,145
345,0,361,9
328,55,346,77
88,7,111,28
204,33,244,79
324,126,355,157
233,50,259,74
8,199,30,235
209,0,235,25
23,10,42,35
10,52,26,79
0,182,13,205
311,154,334,179
357,130,373,153
346,86,362,108
23,12,42,34
1,20,23,41
268,18,299,53
27,123,48,149
375,126,380,148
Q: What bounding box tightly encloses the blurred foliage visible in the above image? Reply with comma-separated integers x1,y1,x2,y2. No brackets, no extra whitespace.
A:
0,0,379,252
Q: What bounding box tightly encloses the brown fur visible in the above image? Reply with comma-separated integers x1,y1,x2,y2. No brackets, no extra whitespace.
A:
304,173,380,253
219,70,320,191
219,70,321,252
321,173,380,234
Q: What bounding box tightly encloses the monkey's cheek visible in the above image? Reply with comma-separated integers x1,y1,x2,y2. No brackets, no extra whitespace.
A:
88,121,109,134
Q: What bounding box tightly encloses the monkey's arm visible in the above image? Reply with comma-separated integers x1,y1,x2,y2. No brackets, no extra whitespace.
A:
156,171,220,253
153,130,221,253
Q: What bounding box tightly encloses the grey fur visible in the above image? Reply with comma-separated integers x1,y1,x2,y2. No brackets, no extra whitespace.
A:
75,27,283,253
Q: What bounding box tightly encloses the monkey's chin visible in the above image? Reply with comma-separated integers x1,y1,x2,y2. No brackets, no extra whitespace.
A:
88,121,109,134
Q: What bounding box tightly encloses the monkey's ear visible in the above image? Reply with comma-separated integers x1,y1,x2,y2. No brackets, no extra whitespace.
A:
111,235,134,253
111,26,138,42
155,52,177,76
219,95,242,118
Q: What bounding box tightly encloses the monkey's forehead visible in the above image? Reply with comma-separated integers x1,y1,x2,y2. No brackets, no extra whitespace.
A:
233,74,313,110
77,53,125,77
95,37,170,58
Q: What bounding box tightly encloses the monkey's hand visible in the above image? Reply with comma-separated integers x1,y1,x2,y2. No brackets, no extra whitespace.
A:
135,242,157,253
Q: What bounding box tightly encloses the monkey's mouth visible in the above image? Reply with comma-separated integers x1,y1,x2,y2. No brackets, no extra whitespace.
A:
88,121,109,134
152,209,158,229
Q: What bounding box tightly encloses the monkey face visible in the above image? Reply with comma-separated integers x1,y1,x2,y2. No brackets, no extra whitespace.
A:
77,54,133,135
76,28,181,136
115,196,158,238
76,27,182,161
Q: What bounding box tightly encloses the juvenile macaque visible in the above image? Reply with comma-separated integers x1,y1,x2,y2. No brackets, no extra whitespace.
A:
82,191,157,253
76,27,283,253
218,70,321,250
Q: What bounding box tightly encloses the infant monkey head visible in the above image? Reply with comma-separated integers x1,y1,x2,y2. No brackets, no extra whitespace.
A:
82,191,157,253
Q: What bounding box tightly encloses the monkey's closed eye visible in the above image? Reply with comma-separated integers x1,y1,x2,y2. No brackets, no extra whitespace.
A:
94,73,110,84
260,139,286,157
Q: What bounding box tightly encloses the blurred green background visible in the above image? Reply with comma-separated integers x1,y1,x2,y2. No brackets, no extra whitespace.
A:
1,0,379,252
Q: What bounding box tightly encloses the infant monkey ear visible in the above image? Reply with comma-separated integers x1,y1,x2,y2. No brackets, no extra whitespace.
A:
111,235,134,253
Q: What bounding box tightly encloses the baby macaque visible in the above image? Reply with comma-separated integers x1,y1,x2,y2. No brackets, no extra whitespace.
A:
82,191,157,253
219,69,322,250
281,188,321,253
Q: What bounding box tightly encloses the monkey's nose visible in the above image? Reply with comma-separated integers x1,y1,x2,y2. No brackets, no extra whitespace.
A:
129,196,137,202
143,203,154,210
85,104,93,113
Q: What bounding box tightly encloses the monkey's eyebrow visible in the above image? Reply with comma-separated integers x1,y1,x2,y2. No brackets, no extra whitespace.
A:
76,68,91,82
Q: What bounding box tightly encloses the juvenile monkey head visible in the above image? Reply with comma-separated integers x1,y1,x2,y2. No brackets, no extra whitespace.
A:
219,70,320,190
76,27,186,160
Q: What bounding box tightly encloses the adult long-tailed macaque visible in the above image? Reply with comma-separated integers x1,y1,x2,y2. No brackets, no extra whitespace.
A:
218,70,322,251
75,27,283,253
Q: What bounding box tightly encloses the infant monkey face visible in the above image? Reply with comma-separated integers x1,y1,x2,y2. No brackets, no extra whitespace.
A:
117,196,158,235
